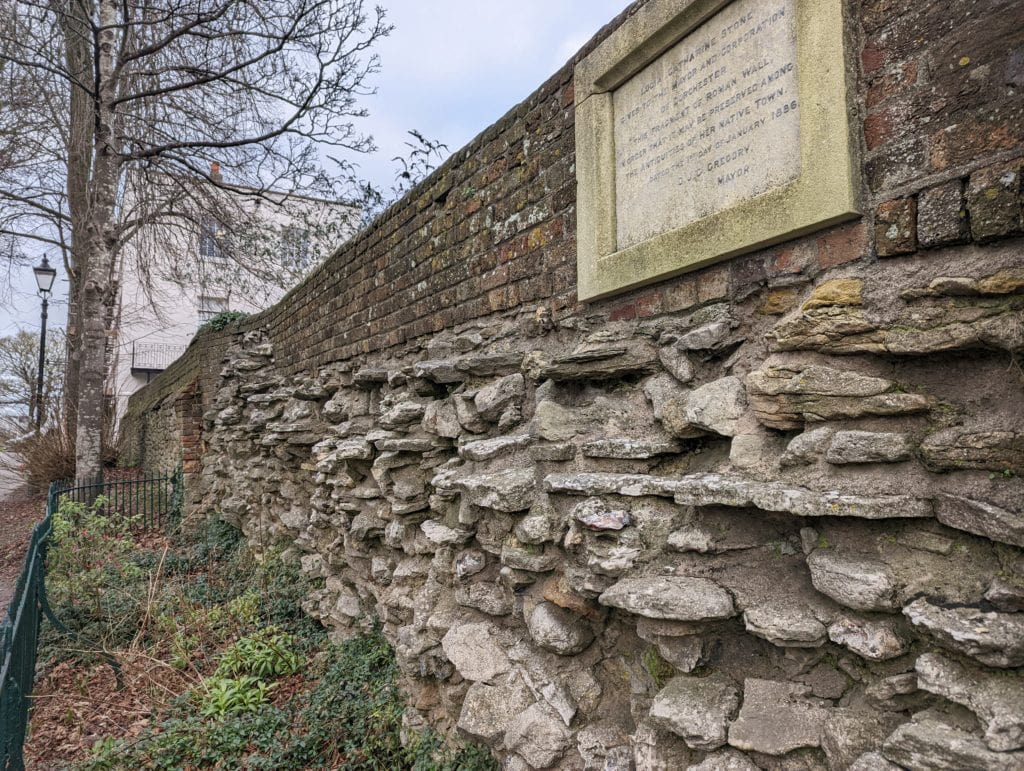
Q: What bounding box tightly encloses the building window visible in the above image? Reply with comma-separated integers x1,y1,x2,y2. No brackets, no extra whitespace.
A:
199,220,226,263
281,225,311,270
198,295,228,322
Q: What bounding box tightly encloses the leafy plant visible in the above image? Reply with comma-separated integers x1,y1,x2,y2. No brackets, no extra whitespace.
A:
40,514,498,770
195,310,250,336
46,495,148,649
200,675,276,717
216,626,303,679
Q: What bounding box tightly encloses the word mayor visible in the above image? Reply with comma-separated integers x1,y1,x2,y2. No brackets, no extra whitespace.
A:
617,5,798,190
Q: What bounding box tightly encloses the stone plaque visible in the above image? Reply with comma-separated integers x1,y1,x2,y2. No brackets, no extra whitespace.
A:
575,0,859,301
613,0,800,250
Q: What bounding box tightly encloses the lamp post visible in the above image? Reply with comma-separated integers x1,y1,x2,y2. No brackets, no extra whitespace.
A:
32,255,57,432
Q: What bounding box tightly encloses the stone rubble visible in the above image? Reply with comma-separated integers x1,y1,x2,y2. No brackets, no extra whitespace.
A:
167,250,1024,770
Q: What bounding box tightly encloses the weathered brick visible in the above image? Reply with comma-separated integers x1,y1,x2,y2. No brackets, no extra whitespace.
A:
660,279,698,313
866,59,920,109
817,222,868,269
917,180,969,248
966,160,1023,242
696,265,731,303
930,107,1024,172
875,198,918,257
634,291,663,319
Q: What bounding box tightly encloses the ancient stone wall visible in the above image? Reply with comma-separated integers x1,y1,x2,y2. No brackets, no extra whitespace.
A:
122,0,1024,768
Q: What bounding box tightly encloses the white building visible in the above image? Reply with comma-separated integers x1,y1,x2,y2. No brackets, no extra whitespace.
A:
109,169,356,421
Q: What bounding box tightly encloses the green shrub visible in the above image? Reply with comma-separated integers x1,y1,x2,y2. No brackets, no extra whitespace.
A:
195,310,249,335
200,675,276,717
44,513,497,770
216,626,303,679
45,495,149,652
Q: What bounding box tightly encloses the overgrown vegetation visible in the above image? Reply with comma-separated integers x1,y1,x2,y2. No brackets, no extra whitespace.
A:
195,310,251,336
3,412,119,493
31,507,497,770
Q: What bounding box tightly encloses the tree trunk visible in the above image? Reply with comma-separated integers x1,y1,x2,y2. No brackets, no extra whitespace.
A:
61,0,96,440
74,0,118,485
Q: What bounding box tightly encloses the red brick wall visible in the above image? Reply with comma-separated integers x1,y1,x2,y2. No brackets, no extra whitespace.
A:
124,0,1024,432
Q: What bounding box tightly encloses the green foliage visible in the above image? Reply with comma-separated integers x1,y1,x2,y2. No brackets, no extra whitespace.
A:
45,495,148,652
47,513,496,770
80,633,497,770
200,675,276,717
642,646,676,689
195,310,250,335
216,626,303,679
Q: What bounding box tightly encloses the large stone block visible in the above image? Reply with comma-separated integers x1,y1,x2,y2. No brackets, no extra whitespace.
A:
598,577,735,621
806,550,900,612
441,623,510,682
727,679,829,756
825,431,915,464
916,652,1024,751
903,598,1024,668
934,494,1024,548
648,674,741,751
882,719,1024,771
745,364,931,429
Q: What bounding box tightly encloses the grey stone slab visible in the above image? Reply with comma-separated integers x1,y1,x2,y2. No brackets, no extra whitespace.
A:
727,678,828,756
526,601,595,655
934,494,1024,548
648,673,741,750
581,437,683,459
807,550,900,612
825,431,915,464
457,679,532,743
882,719,1024,771
915,652,1024,751
598,576,735,621
827,616,910,661
572,497,631,531
904,598,1024,668
441,623,510,683
504,702,573,769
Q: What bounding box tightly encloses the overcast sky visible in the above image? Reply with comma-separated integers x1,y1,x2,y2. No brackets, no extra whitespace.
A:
0,1,630,339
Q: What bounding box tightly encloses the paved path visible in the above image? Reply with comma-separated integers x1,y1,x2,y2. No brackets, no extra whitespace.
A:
0,454,42,613
0,452,25,500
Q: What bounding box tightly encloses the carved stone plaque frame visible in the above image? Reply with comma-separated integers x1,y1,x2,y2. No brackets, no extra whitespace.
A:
575,0,860,301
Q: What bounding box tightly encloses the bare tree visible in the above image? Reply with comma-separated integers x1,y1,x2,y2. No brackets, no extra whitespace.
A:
0,0,390,482
0,329,66,437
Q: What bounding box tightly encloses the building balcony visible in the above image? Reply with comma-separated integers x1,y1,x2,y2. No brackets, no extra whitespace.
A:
131,342,187,375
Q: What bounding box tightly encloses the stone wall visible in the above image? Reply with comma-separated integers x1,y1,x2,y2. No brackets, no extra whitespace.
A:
122,1,1024,768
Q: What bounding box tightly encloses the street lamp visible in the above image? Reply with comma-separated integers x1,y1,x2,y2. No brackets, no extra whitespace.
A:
32,255,57,432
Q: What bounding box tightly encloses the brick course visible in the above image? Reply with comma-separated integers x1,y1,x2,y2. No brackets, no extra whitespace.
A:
125,0,1024,463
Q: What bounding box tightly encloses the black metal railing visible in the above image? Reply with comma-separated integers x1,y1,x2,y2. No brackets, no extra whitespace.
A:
0,469,182,769
0,484,54,770
54,473,179,531
130,342,186,374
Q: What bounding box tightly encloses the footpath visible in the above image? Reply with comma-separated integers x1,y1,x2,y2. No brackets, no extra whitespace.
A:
0,455,44,611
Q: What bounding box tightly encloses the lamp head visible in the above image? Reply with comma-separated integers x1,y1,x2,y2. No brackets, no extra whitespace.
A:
33,255,57,295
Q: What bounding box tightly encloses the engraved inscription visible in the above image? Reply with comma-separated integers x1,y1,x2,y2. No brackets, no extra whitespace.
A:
613,0,800,250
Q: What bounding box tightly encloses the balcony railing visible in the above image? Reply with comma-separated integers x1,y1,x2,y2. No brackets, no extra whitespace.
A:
130,342,186,374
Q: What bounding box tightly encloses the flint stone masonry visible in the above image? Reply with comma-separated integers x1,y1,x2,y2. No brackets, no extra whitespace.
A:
121,0,1024,767
882,719,1024,771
